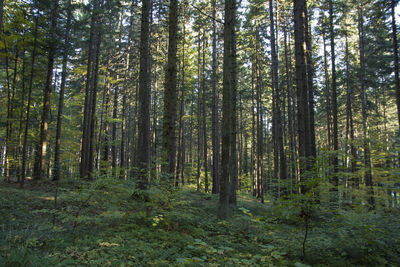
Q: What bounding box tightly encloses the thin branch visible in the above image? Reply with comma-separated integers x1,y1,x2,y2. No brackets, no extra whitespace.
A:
190,3,223,24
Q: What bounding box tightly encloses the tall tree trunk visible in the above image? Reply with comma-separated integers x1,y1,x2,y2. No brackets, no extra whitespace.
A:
162,0,179,183
0,0,3,39
176,19,186,187
329,0,339,206
358,1,374,209
305,6,316,160
17,49,27,182
255,39,264,202
53,0,72,181
392,0,400,132
218,0,237,219
87,8,103,179
4,40,12,180
322,27,332,150
81,0,98,179
34,0,59,180
270,0,286,197
202,30,209,193
284,26,296,194
136,0,152,189
112,77,119,175
294,0,310,193
345,29,357,181
197,34,202,192
21,16,39,188
120,2,135,179
211,0,220,194
101,56,112,174
251,61,257,197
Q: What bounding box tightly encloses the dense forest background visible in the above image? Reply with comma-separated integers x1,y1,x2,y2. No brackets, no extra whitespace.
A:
1,0,400,265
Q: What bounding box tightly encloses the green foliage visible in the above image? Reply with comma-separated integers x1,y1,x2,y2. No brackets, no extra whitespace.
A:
1,180,400,266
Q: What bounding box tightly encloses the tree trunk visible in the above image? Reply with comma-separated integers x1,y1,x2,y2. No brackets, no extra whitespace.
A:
81,0,99,179
161,0,179,183
21,17,39,188
176,17,186,187
34,0,59,180
305,7,316,160
322,27,332,150
0,0,3,40
211,0,220,194
294,0,310,193
270,0,286,197
4,40,12,181
329,0,339,206
53,0,72,181
202,30,209,193
218,0,237,219
358,2,374,209
136,0,152,189
283,26,296,194
392,0,400,132
120,3,135,179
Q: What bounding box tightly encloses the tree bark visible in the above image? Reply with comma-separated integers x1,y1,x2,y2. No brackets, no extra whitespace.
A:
329,0,339,206
21,16,39,188
176,19,186,187
120,2,135,179
53,0,72,181
294,0,311,193
358,2,374,209
202,30,209,193
211,0,220,194
270,0,286,197
34,0,59,180
392,0,400,131
136,0,152,189
162,0,179,183
197,34,202,191
218,0,237,219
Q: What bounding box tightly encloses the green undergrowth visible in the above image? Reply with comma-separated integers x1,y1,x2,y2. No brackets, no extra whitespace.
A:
0,178,399,266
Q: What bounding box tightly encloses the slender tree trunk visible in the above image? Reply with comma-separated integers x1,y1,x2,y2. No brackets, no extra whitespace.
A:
162,0,179,184
305,7,316,160
17,49,27,182
0,0,3,39
251,62,257,197
211,0,220,194
87,8,103,178
136,0,152,189
329,0,339,206
21,17,39,187
358,2,374,209
322,27,332,150
111,76,119,176
202,30,209,193
345,31,357,180
175,24,186,187
34,0,59,180
294,0,310,193
197,34,202,192
101,58,112,174
284,26,296,194
81,0,98,179
392,0,400,132
120,3,135,179
53,0,72,181
218,0,237,219
270,0,286,197
4,40,12,180
255,42,263,202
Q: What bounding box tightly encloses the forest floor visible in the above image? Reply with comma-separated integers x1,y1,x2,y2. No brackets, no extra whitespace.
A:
0,178,400,266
